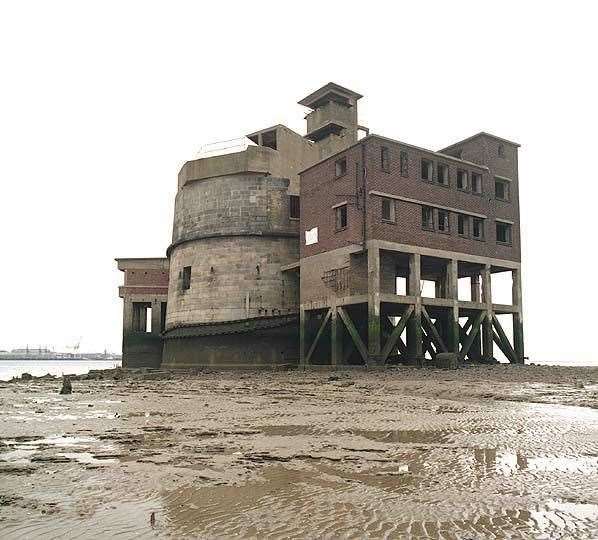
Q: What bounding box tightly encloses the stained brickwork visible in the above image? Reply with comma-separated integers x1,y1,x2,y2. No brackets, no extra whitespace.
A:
300,134,521,263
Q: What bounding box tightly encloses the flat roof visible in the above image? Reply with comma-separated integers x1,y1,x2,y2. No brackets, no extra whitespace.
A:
298,82,363,109
115,257,169,271
298,133,490,176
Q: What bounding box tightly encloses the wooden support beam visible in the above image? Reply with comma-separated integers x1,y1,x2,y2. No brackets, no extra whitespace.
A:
331,305,341,367
492,314,518,364
421,306,448,353
337,306,369,363
447,259,460,353
304,308,332,365
481,264,494,362
407,253,423,362
421,327,437,359
460,312,486,358
368,245,381,361
380,305,414,362
512,268,524,363
299,306,306,368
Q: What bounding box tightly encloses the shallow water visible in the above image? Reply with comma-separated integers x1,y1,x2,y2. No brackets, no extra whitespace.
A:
0,369,597,539
0,360,121,381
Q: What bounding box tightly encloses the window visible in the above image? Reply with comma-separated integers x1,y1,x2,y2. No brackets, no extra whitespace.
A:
261,130,277,150
335,204,347,230
335,157,347,178
381,146,390,172
495,178,510,201
437,163,449,186
458,214,469,237
182,266,191,290
472,218,484,240
457,170,469,191
381,198,396,222
421,159,433,181
471,172,483,194
289,195,300,219
496,222,512,244
498,143,505,157
400,150,409,177
422,206,434,230
437,209,450,233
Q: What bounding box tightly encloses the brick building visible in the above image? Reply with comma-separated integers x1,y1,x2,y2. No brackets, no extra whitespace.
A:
116,83,524,368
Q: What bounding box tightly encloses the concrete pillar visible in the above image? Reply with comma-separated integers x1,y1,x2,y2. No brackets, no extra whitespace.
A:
481,264,494,362
331,303,342,367
407,253,423,364
471,274,481,302
512,268,525,363
151,299,161,335
299,306,306,369
469,273,482,360
447,259,460,354
123,297,134,334
368,245,381,364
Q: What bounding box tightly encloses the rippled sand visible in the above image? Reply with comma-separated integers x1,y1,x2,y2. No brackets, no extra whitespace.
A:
1,365,597,539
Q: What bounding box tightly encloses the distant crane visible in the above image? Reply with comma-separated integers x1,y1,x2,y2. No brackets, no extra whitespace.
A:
65,338,81,357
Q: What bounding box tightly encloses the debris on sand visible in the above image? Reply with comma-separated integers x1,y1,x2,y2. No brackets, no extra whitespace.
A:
20,372,33,381
60,376,72,395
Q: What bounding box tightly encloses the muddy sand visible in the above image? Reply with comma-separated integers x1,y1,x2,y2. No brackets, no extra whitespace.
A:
1,364,597,539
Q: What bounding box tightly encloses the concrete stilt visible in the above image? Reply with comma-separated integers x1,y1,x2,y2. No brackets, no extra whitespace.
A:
407,253,423,365
512,268,525,363
481,264,494,362
367,245,381,365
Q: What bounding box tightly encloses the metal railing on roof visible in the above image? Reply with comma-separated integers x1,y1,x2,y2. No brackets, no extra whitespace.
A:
195,136,257,159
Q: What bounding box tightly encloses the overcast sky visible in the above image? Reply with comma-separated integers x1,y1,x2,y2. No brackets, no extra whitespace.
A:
0,1,596,362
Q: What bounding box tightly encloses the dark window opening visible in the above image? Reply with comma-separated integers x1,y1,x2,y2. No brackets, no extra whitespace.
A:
182,266,191,291
335,204,347,230
471,172,482,194
381,198,396,222
335,157,347,178
437,209,450,233
498,143,505,157
381,146,390,172
437,163,449,186
422,206,434,230
458,214,469,237
496,222,512,244
472,218,484,240
289,195,300,219
261,130,277,150
457,170,469,191
132,302,152,333
400,150,409,177
495,178,510,201
421,159,433,181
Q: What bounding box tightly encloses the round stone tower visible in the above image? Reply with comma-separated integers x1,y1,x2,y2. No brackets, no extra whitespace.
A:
161,143,304,368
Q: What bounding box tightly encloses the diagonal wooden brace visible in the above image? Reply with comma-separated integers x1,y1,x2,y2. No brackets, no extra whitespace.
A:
337,306,369,363
459,311,486,359
380,305,414,362
421,306,448,353
492,314,518,364
304,308,332,365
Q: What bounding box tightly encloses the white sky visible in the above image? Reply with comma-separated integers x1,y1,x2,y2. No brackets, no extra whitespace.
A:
0,1,596,362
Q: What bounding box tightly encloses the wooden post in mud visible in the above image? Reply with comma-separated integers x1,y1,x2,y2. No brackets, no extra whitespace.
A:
407,253,423,365
481,264,494,362
367,245,381,365
447,259,460,355
299,306,306,369
330,303,342,367
469,274,482,361
512,268,525,364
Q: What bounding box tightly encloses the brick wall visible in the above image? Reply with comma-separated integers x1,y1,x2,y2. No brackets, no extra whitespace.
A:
299,134,521,264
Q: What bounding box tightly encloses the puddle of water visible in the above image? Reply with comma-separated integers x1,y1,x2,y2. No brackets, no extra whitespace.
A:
355,429,451,445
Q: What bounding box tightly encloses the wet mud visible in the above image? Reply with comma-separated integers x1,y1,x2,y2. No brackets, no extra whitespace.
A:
0,365,597,539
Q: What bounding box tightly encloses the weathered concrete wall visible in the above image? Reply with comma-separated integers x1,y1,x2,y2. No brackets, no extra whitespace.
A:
161,326,298,369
